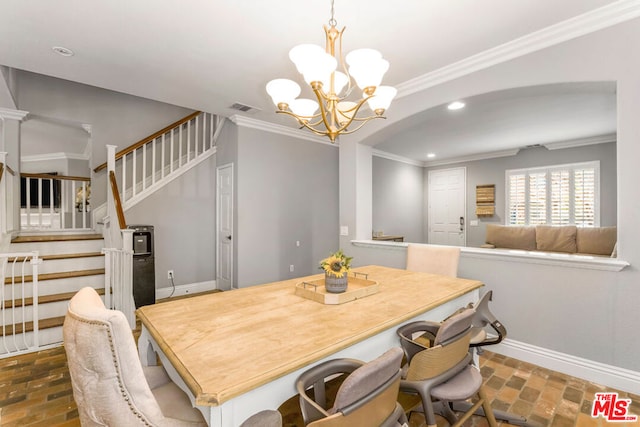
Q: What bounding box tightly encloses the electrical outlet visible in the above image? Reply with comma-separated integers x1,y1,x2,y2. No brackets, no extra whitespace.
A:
290,265,295,272
167,270,174,279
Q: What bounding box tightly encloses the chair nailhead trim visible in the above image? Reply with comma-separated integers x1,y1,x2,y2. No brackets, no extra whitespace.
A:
69,312,154,426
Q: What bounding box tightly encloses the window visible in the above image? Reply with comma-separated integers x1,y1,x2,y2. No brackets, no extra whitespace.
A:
506,161,599,227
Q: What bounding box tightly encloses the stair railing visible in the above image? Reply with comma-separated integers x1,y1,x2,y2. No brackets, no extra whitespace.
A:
102,146,135,327
95,111,221,210
0,251,41,357
99,112,223,328
19,173,92,231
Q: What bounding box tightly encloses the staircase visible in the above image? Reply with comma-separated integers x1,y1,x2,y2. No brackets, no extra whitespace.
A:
1,110,225,358
1,233,105,355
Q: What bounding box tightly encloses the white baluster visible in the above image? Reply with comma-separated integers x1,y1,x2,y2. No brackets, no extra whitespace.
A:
37,178,43,228
71,181,77,229
49,178,54,228
142,144,147,192
161,133,166,179
170,129,175,174
202,112,206,153
122,153,127,203
152,137,156,186
31,252,40,349
133,149,137,198
179,124,183,168
195,115,199,157
187,119,192,162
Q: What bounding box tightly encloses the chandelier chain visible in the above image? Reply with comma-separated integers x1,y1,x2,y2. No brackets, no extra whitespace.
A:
329,0,337,27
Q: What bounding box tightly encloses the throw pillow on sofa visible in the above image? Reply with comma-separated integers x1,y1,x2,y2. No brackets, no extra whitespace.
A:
576,226,617,256
485,224,537,251
536,225,577,253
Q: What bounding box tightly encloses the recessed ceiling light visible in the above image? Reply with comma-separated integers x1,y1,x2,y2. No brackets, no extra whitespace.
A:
52,46,74,57
427,153,436,159
447,101,465,110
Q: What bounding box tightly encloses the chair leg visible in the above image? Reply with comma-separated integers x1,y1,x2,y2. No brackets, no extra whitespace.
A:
478,386,498,427
421,395,439,427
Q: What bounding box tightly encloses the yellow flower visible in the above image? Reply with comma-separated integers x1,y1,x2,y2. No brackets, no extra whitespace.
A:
319,250,352,278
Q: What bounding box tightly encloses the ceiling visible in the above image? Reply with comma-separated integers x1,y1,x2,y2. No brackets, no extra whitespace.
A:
0,0,623,163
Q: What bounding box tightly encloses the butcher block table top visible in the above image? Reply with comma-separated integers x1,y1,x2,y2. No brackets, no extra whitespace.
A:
136,265,483,406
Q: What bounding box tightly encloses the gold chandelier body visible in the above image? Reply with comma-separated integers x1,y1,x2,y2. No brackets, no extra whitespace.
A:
266,4,396,143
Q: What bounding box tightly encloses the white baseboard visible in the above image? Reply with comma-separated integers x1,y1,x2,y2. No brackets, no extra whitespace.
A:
491,338,640,395
156,280,217,300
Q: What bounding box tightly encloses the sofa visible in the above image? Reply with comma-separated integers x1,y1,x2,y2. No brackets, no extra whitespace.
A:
481,224,617,257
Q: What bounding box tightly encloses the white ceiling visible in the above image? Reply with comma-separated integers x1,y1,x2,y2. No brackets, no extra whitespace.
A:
0,0,625,162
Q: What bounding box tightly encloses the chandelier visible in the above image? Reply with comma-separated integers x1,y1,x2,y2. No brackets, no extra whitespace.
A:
265,0,397,143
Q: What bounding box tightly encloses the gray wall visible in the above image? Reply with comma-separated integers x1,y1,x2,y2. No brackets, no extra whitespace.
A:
372,142,616,248
15,70,193,205
126,155,216,290
14,70,213,290
427,142,617,247
372,156,425,242
349,18,640,374
236,127,339,287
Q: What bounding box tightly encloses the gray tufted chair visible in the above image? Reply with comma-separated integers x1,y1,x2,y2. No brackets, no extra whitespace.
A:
63,287,207,426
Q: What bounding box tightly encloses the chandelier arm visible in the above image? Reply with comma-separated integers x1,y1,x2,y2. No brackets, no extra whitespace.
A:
331,94,376,133
338,116,386,135
276,110,322,121
276,111,331,137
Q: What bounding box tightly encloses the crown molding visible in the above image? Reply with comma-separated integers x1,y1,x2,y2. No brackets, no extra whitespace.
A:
372,149,425,167
21,152,90,163
229,114,335,146
396,0,640,98
229,1,638,152
0,107,28,121
424,148,521,167
544,133,616,150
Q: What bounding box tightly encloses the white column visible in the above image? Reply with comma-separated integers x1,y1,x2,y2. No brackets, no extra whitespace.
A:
339,138,373,247
0,108,29,235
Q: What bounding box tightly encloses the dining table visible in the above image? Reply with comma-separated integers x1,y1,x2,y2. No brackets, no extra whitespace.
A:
136,265,483,426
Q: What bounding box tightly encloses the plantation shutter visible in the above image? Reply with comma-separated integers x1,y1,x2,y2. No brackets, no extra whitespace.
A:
508,174,526,225
551,170,570,225
505,161,599,227
574,167,596,226
528,172,547,225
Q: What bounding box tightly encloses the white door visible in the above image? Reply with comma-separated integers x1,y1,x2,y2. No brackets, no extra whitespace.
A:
428,167,466,246
216,163,234,290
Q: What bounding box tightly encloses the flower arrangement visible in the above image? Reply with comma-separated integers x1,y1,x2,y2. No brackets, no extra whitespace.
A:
320,249,353,278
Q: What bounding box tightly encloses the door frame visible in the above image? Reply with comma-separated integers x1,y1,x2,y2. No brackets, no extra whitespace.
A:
216,162,234,290
427,167,467,246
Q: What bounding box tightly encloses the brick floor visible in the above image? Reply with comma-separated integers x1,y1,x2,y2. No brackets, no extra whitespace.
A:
1,346,639,426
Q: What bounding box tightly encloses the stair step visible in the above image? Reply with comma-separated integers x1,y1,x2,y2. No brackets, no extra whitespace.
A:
3,268,105,285
3,288,106,309
9,252,104,262
11,234,103,243
0,316,65,337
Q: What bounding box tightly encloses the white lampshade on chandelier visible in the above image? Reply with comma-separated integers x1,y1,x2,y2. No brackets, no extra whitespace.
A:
266,0,397,143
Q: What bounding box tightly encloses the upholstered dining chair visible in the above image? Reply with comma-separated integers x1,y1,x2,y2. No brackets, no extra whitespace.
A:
405,243,461,277
63,286,207,426
296,347,408,426
396,308,497,427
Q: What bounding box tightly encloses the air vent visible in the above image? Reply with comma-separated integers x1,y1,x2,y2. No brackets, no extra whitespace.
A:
524,143,543,148
229,103,260,113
